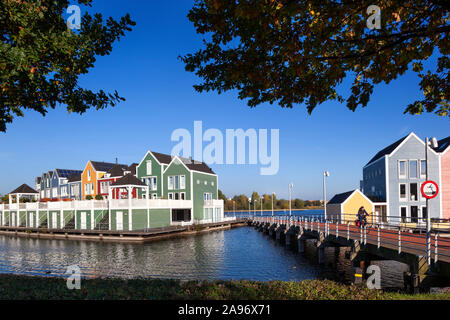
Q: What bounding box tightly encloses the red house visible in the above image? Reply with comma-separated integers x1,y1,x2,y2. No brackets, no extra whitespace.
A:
97,163,138,199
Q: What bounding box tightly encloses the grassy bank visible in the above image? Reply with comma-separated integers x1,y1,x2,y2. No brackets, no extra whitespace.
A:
0,275,449,300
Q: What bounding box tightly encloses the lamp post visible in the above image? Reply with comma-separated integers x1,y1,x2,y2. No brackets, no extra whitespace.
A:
261,196,263,216
233,200,236,219
248,197,251,220
272,192,275,217
289,183,293,219
425,137,438,266
323,171,330,221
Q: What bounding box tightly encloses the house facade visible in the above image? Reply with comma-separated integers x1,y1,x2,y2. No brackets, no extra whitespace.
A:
362,132,442,223
437,137,450,219
97,164,138,199
38,169,82,200
81,161,128,199
136,151,222,224
326,189,374,223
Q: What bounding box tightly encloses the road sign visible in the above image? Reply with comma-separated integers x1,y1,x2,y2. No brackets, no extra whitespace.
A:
421,180,439,199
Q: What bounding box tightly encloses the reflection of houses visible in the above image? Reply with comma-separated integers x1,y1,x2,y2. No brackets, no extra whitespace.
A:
326,190,374,224
361,132,448,223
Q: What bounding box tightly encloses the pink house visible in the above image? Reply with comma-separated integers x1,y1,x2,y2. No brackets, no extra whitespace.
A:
438,137,450,220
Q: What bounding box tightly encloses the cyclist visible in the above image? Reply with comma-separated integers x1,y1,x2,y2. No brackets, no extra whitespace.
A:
356,206,369,228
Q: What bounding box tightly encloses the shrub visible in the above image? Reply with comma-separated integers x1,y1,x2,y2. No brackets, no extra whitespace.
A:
86,195,93,200
95,195,103,200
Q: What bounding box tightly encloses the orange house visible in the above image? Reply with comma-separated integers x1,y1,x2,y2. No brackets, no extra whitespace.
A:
81,161,127,199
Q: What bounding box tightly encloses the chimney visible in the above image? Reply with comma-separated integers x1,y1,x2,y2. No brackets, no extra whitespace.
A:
115,157,118,164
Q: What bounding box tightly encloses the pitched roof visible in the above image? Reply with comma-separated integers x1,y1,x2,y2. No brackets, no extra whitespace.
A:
365,135,409,166
127,163,138,175
152,151,173,164
150,151,215,174
111,173,146,186
10,184,38,194
35,177,41,184
106,164,129,177
327,191,355,205
90,161,127,172
434,136,450,153
67,172,81,183
55,169,83,179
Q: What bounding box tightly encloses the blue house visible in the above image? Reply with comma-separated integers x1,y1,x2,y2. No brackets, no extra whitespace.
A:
362,132,441,224
38,169,82,199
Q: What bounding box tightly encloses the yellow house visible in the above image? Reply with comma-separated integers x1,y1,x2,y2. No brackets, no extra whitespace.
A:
81,161,125,199
326,189,374,224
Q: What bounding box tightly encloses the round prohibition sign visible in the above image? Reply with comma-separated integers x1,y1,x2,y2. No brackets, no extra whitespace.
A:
421,180,439,199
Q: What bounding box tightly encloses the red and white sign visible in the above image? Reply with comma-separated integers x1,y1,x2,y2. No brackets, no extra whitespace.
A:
421,180,439,199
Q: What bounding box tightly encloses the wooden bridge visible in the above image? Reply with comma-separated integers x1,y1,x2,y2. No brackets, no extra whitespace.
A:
247,215,450,292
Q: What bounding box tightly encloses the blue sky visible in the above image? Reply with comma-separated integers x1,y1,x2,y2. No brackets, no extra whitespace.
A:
0,1,448,199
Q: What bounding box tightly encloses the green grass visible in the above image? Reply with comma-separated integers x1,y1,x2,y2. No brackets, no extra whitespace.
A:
0,275,448,300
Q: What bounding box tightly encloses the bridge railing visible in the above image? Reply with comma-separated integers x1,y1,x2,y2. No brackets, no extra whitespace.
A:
247,214,450,264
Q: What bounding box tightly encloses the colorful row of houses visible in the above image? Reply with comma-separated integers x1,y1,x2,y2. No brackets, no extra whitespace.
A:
327,132,450,224
0,150,226,231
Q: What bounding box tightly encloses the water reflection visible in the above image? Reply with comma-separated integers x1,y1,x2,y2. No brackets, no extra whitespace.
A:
0,227,409,287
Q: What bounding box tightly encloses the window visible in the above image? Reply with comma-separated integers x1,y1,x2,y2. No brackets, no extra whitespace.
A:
151,177,157,191
87,170,91,181
410,183,418,201
204,181,207,185
174,192,179,200
410,206,418,223
204,192,212,201
421,206,427,222
399,184,407,201
168,176,173,190
197,179,200,184
152,194,157,200
174,175,179,189
211,181,214,186
398,161,406,178
146,160,152,175
420,160,427,177
409,160,418,178
180,175,185,189
400,207,407,223
168,193,173,200
180,192,185,200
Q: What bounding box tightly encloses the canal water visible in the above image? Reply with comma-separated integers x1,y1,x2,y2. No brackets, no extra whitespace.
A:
0,225,409,289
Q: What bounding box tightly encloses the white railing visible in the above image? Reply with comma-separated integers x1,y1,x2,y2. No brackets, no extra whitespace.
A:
204,199,224,207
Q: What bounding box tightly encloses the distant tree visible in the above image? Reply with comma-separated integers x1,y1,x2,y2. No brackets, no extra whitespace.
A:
218,189,227,203
1,194,8,203
0,0,136,132
183,1,449,117
294,199,304,209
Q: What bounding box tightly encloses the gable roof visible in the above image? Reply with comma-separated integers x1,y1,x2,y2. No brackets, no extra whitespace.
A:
365,135,409,166
149,151,215,174
55,169,83,179
328,191,355,205
90,161,127,173
67,172,81,183
10,184,38,194
35,177,41,184
435,136,450,153
106,164,129,177
111,173,146,187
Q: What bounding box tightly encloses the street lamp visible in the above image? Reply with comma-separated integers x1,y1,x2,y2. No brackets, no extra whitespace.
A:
289,183,293,218
261,196,263,216
272,192,275,217
425,137,438,265
248,197,251,220
323,171,330,221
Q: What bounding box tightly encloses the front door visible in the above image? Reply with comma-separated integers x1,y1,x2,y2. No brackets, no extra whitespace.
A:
30,213,34,228
52,212,57,228
116,212,123,231
80,212,87,229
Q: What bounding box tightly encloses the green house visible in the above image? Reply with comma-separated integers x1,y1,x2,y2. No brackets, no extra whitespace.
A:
136,151,222,224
